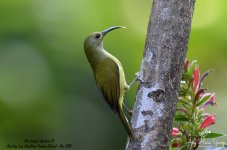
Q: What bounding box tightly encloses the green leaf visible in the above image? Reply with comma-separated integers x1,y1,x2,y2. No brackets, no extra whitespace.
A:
188,60,198,77
203,132,224,139
196,95,211,106
175,115,189,122
179,143,191,150
180,81,188,90
169,145,174,150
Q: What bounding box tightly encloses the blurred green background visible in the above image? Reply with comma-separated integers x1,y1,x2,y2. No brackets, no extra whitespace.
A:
0,0,226,149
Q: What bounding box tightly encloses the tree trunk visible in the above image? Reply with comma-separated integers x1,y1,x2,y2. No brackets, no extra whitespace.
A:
126,0,195,149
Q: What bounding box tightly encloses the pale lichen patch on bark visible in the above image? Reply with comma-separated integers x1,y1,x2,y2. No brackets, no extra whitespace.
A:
160,7,171,21
132,86,165,129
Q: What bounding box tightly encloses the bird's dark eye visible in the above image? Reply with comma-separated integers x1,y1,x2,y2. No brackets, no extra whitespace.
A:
95,34,101,39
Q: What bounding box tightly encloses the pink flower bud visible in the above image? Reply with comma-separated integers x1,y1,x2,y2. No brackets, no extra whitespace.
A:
193,66,200,93
172,128,181,136
199,115,216,130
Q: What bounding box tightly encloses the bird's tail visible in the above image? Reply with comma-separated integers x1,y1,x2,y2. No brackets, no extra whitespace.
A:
117,105,134,139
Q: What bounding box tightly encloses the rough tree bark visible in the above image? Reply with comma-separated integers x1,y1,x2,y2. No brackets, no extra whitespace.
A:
126,0,195,149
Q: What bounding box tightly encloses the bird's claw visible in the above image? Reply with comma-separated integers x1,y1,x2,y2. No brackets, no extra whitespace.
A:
128,72,146,87
135,72,145,83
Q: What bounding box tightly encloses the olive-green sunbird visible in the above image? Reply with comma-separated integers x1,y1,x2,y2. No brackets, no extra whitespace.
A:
84,26,135,138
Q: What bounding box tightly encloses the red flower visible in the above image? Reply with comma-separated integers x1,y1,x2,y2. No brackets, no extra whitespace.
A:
199,115,216,130
202,93,216,109
193,66,200,92
172,128,181,136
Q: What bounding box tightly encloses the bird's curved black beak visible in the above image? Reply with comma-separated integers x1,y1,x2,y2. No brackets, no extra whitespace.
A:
102,26,126,37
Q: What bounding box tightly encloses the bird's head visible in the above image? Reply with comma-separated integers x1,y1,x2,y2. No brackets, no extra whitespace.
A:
84,26,125,50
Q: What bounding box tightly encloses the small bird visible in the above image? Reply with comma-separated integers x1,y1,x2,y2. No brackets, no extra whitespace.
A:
84,26,136,138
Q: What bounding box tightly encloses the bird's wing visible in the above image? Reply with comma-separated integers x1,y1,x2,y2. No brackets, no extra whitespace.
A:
95,58,120,112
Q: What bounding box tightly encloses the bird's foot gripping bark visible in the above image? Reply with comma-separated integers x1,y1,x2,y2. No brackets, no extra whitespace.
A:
128,72,145,87
135,72,146,83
